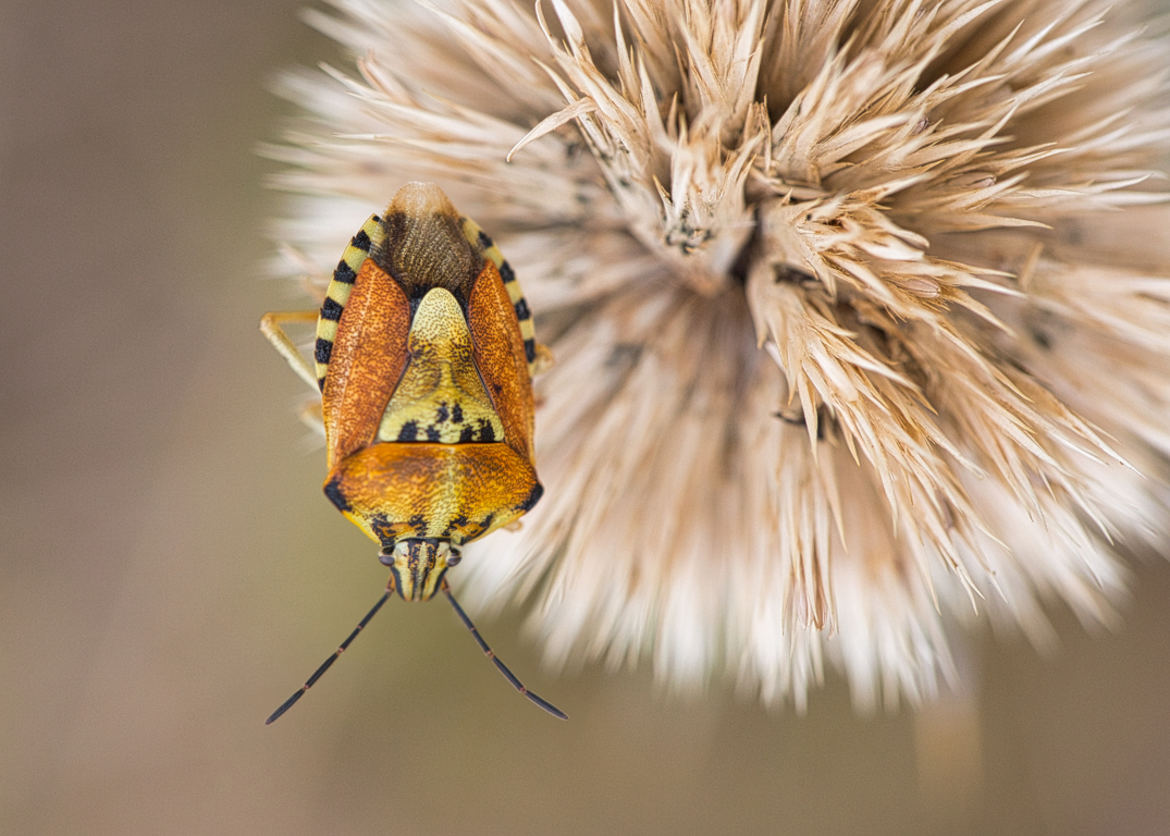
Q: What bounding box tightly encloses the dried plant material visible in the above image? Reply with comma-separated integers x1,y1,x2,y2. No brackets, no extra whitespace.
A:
267,0,1170,709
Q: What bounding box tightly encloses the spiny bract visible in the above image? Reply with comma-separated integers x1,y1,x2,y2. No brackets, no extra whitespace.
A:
267,0,1170,710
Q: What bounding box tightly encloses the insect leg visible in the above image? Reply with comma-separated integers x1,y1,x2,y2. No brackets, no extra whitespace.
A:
296,399,324,437
260,310,320,392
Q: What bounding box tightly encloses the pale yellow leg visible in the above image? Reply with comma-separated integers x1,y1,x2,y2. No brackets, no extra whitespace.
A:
297,398,325,436
260,310,320,392
533,342,555,375
298,272,328,303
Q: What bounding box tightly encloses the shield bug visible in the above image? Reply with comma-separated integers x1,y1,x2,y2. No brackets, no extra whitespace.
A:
260,182,563,722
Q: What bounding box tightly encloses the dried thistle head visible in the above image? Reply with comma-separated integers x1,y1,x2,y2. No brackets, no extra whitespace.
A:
268,0,1170,709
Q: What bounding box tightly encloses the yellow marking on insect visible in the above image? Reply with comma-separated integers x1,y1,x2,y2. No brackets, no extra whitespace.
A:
376,287,506,445
316,319,339,343
517,314,536,344
460,216,540,375
313,215,387,383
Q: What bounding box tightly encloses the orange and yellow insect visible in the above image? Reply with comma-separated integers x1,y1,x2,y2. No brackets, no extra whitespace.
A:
260,182,563,722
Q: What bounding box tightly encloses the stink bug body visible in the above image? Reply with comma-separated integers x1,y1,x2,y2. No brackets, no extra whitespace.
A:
261,182,563,721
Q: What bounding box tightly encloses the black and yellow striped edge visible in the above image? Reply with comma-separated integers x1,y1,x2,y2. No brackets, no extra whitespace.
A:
313,216,386,389
460,218,538,374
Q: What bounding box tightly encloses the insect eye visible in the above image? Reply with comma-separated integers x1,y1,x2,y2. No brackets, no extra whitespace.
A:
447,553,462,567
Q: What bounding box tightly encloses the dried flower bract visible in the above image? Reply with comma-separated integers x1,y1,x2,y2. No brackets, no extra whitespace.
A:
269,0,1170,709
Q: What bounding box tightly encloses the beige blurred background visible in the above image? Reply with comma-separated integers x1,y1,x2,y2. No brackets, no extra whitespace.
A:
2,1,1169,834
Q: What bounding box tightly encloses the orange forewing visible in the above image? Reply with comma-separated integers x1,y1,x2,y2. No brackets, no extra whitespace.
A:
321,258,411,469
467,259,536,462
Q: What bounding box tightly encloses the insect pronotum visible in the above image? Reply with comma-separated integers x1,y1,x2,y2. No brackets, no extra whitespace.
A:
260,182,564,722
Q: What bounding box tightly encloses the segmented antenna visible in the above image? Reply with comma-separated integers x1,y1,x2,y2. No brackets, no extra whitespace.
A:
440,579,567,720
265,580,392,725
265,577,567,723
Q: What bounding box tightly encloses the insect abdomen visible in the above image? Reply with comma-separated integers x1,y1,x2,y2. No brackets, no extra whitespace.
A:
314,215,387,389
460,218,538,372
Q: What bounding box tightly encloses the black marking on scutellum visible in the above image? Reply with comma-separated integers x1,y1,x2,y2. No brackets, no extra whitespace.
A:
333,260,357,284
458,424,476,443
320,296,343,321
476,418,495,443
323,476,351,512
451,403,464,423
397,420,419,442
425,426,441,442
314,338,333,364
436,402,449,423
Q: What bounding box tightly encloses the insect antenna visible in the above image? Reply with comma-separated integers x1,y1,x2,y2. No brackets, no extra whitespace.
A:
440,578,567,720
265,579,393,725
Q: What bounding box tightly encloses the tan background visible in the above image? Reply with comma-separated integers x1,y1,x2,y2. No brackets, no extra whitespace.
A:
3,1,1170,833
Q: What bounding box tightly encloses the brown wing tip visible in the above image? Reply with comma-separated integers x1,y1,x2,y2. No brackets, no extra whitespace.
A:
388,181,458,220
